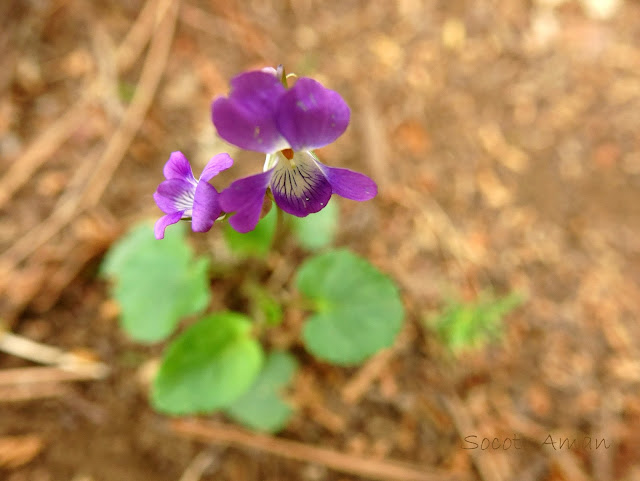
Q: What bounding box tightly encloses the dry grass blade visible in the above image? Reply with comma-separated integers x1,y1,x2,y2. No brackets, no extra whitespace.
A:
178,449,222,481
341,346,395,404
592,400,615,481
171,419,469,481
0,329,107,371
551,451,591,481
0,98,89,210
0,0,179,279
360,97,389,188
0,0,165,212
81,0,179,207
0,329,67,364
442,395,505,481
0,365,109,386
116,0,165,71
0,201,77,292
0,435,44,469
179,4,231,41
0,383,68,403
0,263,48,326
293,371,346,433
341,324,408,404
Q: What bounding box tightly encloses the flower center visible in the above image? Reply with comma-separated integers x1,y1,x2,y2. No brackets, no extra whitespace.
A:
281,148,294,160
280,148,296,168
175,189,196,216
270,152,325,205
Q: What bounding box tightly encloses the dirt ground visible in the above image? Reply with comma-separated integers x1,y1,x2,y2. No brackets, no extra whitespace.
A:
1,0,640,480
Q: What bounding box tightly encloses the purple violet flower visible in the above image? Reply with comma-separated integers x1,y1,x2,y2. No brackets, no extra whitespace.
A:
153,151,233,239
211,69,377,233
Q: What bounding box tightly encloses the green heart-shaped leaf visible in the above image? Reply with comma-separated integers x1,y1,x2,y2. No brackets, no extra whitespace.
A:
101,223,210,343
225,351,298,432
297,250,404,365
152,312,263,414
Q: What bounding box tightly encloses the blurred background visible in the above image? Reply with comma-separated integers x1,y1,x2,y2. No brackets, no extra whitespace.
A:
1,0,639,480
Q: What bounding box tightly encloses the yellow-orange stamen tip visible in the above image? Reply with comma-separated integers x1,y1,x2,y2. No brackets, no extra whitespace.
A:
282,148,294,160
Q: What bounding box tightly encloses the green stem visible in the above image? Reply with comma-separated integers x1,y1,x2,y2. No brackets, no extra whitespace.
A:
270,206,289,253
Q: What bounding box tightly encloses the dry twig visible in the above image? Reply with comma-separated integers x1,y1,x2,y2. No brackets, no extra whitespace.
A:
0,0,179,284
0,365,109,386
0,0,165,211
0,98,90,210
82,0,178,208
0,435,44,469
550,451,591,481
360,96,390,188
341,346,395,404
0,383,68,403
0,328,109,383
441,395,506,481
0,331,63,365
179,4,231,41
171,419,468,481
592,395,615,481
0,328,76,365
341,323,410,404
178,449,222,481
116,0,168,71
293,370,346,433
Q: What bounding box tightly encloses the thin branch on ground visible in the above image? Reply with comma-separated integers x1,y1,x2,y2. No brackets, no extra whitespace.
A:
0,98,90,210
0,383,68,403
551,451,591,481
178,449,223,481
171,419,469,481
341,348,393,404
82,0,178,208
0,365,109,386
0,0,163,212
0,329,68,365
0,0,178,282
360,96,390,188
341,339,401,404
0,435,44,469
0,328,107,372
441,394,505,481
116,0,164,71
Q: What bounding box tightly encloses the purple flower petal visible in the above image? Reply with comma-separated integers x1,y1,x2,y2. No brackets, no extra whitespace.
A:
220,169,274,233
153,191,176,215
276,78,350,151
212,71,288,153
154,211,185,239
200,153,234,182
163,151,196,182
191,181,220,233
269,151,332,217
323,165,378,201
154,179,196,214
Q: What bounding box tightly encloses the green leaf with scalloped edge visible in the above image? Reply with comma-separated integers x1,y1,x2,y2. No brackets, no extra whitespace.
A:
224,207,277,258
101,222,210,343
296,250,404,365
152,312,263,414
290,200,338,250
225,351,297,432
